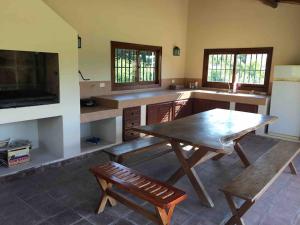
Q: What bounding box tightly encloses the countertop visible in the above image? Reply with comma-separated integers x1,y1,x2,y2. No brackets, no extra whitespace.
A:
95,89,269,109
80,89,269,123
80,106,122,123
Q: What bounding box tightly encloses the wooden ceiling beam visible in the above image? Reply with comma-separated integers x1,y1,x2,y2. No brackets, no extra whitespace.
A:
265,0,279,8
262,0,300,8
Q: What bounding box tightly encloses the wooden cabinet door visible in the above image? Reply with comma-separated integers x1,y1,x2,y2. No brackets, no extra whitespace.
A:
193,99,230,114
147,102,173,125
235,103,258,113
123,106,141,141
173,99,193,120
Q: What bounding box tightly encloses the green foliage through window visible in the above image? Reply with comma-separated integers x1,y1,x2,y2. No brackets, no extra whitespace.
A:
112,42,161,89
208,54,234,83
235,54,267,85
204,48,273,92
207,53,268,85
115,49,137,83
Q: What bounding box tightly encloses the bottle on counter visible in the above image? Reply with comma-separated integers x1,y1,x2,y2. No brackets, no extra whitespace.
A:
233,82,238,93
195,81,198,89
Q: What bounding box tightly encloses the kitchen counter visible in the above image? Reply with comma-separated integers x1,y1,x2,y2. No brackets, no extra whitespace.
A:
80,89,269,145
80,106,122,123
94,89,269,109
192,90,268,106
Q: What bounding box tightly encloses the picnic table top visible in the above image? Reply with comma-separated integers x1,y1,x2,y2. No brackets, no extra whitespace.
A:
134,109,277,153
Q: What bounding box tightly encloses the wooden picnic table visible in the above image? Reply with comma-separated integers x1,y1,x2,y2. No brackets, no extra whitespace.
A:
133,109,277,208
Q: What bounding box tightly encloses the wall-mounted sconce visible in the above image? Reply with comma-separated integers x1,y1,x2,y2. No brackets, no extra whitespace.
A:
173,46,180,56
78,35,82,48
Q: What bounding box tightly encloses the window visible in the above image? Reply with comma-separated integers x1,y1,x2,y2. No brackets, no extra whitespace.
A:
111,41,162,90
202,48,273,92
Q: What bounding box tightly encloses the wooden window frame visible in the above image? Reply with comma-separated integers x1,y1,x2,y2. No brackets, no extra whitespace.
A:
202,47,273,92
111,41,162,91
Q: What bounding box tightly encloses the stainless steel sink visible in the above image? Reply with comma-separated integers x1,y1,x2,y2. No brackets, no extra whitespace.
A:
215,90,237,94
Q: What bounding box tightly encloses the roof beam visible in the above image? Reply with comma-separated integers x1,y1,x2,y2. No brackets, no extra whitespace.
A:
264,0,279,8
262,0,300,8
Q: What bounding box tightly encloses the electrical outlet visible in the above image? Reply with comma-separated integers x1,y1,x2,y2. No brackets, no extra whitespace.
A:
99,83,106,88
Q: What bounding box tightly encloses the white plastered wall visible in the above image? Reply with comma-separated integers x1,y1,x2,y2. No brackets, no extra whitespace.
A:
0,0,80,158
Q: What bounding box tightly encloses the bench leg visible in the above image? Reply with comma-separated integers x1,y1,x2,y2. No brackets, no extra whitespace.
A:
155,205,175,225
212,153,225,161
234,142,251,168
108,154,115,162
107,188,177,225
115,156,125,164
108,155,125,164
224,193,254,225
289,162,297,175
95,177,117,213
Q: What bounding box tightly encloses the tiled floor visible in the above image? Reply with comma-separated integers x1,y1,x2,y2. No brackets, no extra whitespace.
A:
0,135,300,225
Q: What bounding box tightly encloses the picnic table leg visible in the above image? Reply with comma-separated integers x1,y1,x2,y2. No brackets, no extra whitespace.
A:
213,133,251,166
234,142,251,168
171,141,214,208
167,147,211,185
167,168,185,185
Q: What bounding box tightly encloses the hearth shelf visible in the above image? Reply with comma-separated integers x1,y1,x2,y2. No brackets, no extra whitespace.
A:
0,148,62,177
0,116,64,177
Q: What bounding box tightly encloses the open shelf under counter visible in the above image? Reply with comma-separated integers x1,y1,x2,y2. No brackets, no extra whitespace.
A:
80,106,122,123
0,148,62,177
80,115,122,154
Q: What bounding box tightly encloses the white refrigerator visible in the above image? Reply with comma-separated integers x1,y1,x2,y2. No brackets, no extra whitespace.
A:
269,65,300,140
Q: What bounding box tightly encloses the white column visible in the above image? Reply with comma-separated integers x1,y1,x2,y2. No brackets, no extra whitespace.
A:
140,105,147,137
230,102,236,110
141,105,147,126
115,116,123,144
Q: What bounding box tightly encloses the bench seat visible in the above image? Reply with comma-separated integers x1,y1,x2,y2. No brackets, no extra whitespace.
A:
90,161,187,225
103,136,171,163
221,140,300,225
222,140,300,201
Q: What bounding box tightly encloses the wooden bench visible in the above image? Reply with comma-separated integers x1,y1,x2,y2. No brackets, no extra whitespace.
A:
103,136,171,164
90,161,187,225
221,140,300,225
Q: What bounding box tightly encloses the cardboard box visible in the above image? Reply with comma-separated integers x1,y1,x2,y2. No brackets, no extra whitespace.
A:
7,146,30,167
